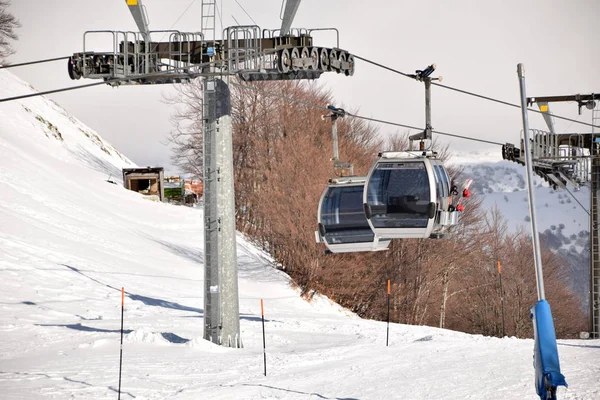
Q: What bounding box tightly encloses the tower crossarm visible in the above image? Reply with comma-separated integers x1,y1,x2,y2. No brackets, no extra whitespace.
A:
67,26,355,85
67,30,207,85
502,130,599,189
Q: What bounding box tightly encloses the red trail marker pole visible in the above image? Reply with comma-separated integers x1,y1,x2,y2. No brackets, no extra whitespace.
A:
386,280,391,346
498,262,506,337
118,287,124,400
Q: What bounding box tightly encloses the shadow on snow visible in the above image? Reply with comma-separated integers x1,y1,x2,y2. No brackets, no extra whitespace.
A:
239,383,359,400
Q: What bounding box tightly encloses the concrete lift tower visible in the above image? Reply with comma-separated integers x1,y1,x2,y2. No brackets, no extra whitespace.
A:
67,0,355,347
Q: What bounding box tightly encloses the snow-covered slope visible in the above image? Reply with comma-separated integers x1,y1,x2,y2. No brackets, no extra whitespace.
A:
0,71,135,179
1,70,599,399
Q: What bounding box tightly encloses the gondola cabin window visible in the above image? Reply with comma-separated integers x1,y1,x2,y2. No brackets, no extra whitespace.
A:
321,185,374,244
316,177,391,253
366,161,432,228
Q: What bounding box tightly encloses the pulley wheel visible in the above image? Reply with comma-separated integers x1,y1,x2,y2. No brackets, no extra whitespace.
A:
290,47,300,71
300,47,310,70
67,57,81,80
337,52,346,74
320,48,330,71
309,47,319,70
278,48,291,73
329,49,338,71
346,54,355,76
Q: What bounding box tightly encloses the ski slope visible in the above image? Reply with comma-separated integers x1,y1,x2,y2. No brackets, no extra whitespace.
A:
1,70,599,399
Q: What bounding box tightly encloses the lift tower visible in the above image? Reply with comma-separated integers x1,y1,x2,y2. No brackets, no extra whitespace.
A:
502,93,599,339
67,0,355,346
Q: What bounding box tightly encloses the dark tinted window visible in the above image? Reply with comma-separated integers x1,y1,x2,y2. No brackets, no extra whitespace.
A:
439,165,450,197
434,165,448,197
366,161,431,228
321,185,374,244
439,164,450,196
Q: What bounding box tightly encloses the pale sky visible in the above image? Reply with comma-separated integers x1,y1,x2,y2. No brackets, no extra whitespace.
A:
7,0,600,174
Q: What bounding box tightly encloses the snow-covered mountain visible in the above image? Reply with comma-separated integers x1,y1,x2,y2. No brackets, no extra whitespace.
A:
449,154,591,307
1,69,599,399
453,155,590,238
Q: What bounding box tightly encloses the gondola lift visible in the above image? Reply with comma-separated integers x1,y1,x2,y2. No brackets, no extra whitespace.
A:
363,150,460,239
363,64,471,239
315,105,391,253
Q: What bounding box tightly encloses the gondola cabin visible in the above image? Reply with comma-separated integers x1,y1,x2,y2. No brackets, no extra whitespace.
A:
363,151,457,239
316,177,391,253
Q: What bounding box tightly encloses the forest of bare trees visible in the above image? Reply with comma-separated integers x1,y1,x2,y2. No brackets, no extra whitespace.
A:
169,79,587,339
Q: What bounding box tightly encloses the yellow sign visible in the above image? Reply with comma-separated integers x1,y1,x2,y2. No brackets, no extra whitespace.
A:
540,105,549,112
127,0,138,5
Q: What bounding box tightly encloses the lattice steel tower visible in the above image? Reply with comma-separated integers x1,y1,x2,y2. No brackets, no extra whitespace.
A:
591,101,600,339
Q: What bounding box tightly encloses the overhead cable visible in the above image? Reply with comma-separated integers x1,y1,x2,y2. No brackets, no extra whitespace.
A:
0,82,107,103
353,55,600,130
346,112,505,146
0,49,281,104
231,82,504,146
0,56,70,69
562,186,590,217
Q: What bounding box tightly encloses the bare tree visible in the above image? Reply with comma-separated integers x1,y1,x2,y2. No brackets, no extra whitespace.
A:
448,210,586,339
164,80,204,178
435,200,487,329
0,1,20,65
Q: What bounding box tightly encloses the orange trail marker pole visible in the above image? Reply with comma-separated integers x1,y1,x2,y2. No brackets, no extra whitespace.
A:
260,299,267,376
386,280,391,347
498,262,505,337
118,287,125,400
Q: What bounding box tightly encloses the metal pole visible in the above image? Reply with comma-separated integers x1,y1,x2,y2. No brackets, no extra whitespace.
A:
410,75,434,149
591,106,600,339
331,115,339,162
424,78,432,140
386,279,390,346
517,63,546,301
498,262,505,337
145,36,150,75
261,299,267,376
591,155,600,338
118,287,124,400
280,0,302,36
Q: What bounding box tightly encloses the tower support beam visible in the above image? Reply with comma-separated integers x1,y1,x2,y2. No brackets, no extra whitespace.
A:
280,0,302,36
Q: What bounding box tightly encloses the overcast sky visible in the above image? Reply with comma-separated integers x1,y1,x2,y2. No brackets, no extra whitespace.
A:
7,0,600,175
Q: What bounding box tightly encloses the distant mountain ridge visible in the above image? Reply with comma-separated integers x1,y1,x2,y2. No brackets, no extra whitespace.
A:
450,155,591,308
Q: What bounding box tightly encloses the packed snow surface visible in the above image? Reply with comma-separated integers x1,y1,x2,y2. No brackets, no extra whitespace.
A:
1,70,599,399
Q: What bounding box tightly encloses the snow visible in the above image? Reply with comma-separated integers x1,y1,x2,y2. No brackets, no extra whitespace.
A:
1,69,599,399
